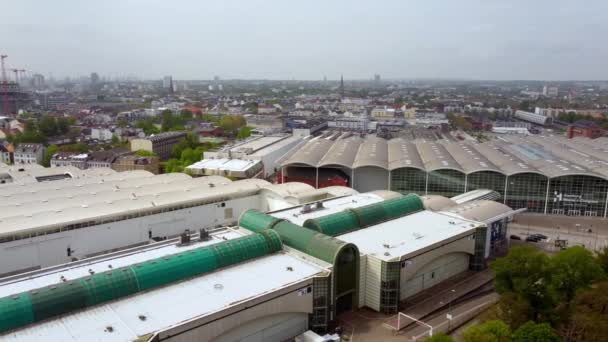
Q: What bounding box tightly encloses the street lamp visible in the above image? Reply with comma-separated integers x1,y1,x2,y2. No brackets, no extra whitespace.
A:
447,289,456,331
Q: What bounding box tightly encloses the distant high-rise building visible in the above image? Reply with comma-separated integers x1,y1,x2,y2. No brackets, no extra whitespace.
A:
90,72,99,84
162,76,173,90
32,74,45,89
374,74,381,82
213,75,220,83
340,74,344,98
323,75,327,82
542,85,558,97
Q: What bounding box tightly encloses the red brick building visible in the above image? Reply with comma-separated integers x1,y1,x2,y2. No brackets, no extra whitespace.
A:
566,120,604,139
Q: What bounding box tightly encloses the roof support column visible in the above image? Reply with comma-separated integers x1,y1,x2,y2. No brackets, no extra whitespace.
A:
543,178,551,215
351,169,355,190
388,170,391,191
603,188,608,218
503,176,508,204
316,167,319,189
464,174,468,192
424,171,428,195
281,166,284,184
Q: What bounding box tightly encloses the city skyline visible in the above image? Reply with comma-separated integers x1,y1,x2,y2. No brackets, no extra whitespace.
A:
2,0,608,81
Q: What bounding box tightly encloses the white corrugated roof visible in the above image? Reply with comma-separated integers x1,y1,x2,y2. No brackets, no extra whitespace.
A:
269,193,385,226
0,230,323,341
338,210,480,261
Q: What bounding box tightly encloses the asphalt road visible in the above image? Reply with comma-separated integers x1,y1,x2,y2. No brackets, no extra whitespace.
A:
510,223,607,252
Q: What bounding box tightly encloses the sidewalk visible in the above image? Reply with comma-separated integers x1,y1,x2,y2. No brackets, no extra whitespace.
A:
384,269,494,330
404,292,499,341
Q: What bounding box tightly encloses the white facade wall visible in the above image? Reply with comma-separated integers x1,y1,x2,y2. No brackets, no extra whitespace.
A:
0,195,262,275
157,282,314,342
364,255,383,312
399,234,475,300
250,139,302,177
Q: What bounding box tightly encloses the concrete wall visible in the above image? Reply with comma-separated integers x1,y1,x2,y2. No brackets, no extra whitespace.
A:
0,195,262,275
364,255,382,312
353,167,388,193
399,235,475,300
157,282,314,342
130,139,153,153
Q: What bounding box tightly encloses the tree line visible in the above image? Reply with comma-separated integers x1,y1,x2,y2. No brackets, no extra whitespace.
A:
427,245,608,342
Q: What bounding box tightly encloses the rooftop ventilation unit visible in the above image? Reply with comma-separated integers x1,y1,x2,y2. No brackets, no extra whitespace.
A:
199,228,211,241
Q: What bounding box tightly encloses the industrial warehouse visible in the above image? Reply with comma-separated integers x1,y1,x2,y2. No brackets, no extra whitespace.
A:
0,170,519,341
0,170,356,276
282,133,608,217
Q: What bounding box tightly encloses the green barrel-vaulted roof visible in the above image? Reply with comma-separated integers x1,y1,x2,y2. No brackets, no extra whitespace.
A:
273,220,351,264
239,209,286,233
380,194,423,220
301,194,424,237
303,210,360,236
0,231,283,334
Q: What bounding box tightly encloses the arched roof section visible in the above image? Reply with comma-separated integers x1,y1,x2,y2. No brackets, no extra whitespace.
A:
388,138,424,171
415,141,464,172
261,182,316,199
442,200,514,222
473,142,542,176
421,195,457,211
318,136,362,169
352,136,388,169
443,142,504,175
281,137,335,167
501,138,602,178
527,135,608,178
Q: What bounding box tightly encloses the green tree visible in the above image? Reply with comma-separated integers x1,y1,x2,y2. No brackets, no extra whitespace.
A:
42,144,58,167
549,246,604,303
512,322,559,342
163,158,183,173
201,114,219,123
492,246,554,321
425,333,453,342
134,150,157,157
56,117,71,134
38,115,58,136
491,292,534,329
464,320,512,342
111,135,120,145
136,118,160,135
180,109,193,121
560,281,608,342
117,118,128,128
237,126,252,140
595,246,608,275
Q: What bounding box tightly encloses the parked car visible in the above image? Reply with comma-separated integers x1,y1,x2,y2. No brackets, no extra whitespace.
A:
510,235,521,240
530,234,548,240
526,236,541,242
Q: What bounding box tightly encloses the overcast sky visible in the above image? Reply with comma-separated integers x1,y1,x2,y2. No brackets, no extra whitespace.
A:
2,0,607,81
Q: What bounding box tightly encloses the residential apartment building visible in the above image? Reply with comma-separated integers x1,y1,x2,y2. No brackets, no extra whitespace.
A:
130,131,186,160
14,143,46,165
112,155,160,174
0,144,13,165
566,120,604,139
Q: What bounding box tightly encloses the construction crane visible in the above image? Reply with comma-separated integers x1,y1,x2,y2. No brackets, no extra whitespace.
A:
1,54,8,115
10,69,19,84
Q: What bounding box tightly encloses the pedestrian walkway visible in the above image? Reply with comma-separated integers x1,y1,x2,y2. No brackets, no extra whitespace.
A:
384,269,494,330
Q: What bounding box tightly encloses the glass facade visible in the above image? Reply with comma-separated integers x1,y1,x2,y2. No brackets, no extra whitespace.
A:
390,167,427,195
466,171,506,198
311,276,330,333
426,169,466,197
505,173,548,213
379,261,401,314
546,175,608,217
